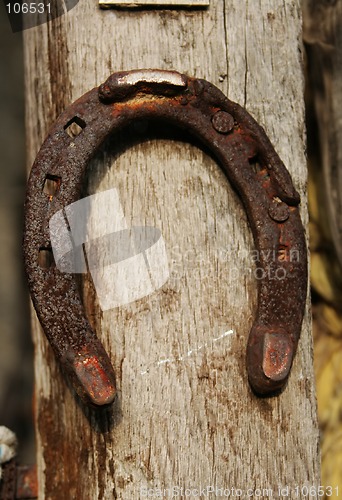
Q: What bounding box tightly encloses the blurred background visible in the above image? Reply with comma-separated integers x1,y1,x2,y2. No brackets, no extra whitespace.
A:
0,0,341,489
303,0,342,489
0,2,35,464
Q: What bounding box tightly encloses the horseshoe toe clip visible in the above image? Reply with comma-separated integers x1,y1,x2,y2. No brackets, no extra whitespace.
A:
23,70,308,406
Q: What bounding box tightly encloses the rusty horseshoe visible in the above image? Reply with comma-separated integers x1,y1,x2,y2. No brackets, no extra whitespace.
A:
23,70,308,406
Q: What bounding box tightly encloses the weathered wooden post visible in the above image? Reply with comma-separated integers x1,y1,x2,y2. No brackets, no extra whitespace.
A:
24,0,320,497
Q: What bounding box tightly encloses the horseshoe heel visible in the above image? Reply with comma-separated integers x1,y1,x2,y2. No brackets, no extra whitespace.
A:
23,70,308,406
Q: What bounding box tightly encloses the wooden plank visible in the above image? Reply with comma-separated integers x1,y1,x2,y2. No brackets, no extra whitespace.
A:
99,1,209,8
23,0,320,497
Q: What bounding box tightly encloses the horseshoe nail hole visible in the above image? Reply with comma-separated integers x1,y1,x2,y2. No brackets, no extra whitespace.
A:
43,174,61,198
278,245,289,262
248,156,262,174
64,116,86,138
38,247,55,269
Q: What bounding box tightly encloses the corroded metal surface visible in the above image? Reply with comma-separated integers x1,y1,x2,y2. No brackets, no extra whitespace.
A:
0,462,37,499
0,459,16,499
16,465,37,499
23,69,308,405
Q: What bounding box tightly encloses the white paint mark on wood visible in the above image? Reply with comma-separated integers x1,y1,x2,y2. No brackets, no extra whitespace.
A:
140,329,234,374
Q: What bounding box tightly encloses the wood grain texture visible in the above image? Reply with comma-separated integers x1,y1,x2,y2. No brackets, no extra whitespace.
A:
24,0,320,497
